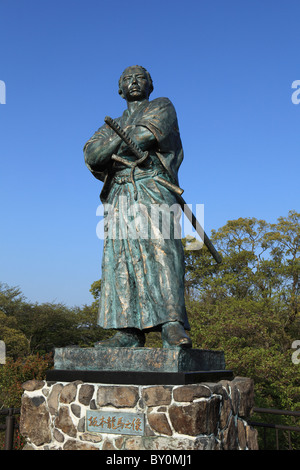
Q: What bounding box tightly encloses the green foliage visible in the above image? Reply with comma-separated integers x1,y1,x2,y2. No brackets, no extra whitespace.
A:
184,210,300,448
0,354,53,409
0,311,29,358
0,353,53,450
0,282,111,354
90,279,101,301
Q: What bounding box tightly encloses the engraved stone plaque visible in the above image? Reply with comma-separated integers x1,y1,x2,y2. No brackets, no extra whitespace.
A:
86,410,145,436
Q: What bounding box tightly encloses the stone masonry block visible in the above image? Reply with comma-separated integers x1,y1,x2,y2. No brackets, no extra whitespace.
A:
96,385,139,408
169,396,220,436
142,386,172,406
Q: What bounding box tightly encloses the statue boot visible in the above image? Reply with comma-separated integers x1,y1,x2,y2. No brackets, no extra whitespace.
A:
161,321,192,349
94,328,145,348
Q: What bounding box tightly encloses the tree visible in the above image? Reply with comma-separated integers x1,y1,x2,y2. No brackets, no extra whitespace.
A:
0,311,29,358
184,212,300,415
264,210,300,330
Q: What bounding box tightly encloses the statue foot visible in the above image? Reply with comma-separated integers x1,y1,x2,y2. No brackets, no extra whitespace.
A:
161,321,192,349
94,328,145,348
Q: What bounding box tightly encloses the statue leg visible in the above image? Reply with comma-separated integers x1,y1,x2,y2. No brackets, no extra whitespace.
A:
94,328,145,348
161,321,192,349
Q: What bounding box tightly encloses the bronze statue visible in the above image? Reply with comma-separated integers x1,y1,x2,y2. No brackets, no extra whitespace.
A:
84,65,192,348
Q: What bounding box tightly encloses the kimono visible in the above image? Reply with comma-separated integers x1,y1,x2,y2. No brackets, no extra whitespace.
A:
84,97,190,331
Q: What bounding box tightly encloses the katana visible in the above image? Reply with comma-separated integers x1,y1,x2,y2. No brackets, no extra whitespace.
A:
104,116,222,264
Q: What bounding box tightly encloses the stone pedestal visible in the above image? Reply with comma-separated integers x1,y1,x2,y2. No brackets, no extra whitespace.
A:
52,347,227,373
20,347,258,450
46,347,234,385
20,376,258,450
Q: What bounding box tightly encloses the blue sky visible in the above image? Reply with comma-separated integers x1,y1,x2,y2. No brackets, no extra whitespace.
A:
0,0,299,307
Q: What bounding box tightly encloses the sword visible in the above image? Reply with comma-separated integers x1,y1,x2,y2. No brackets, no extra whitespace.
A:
104,116,222,264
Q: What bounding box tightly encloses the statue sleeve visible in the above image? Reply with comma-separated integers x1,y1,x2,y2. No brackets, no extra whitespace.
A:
83,123,118,182
135,98,184,184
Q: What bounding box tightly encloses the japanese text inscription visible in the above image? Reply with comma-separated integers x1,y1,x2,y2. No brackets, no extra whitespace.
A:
86,410,145,436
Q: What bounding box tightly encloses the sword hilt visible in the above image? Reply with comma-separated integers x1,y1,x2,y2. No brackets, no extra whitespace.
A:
104,116,146,161
105,115,149,200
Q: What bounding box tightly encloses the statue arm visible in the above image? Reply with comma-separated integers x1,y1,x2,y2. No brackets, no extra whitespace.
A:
83,126,122,171
131,98,178,153
117,125,157,156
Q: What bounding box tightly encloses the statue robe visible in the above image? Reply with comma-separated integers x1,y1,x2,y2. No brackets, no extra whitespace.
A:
84,97,190,331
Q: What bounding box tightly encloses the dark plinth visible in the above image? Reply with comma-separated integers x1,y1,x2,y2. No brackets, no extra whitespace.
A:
46,347,233,384
46,369,234,385
53,347,226,373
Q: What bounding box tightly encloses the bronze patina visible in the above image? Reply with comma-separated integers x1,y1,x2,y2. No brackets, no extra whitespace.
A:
105,115,221,264
84,65,207,349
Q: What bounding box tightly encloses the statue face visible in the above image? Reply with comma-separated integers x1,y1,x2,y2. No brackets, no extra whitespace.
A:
119,66,151,102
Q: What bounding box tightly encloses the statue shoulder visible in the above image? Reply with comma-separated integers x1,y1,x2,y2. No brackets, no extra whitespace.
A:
148,97,177,117
150,97,174,107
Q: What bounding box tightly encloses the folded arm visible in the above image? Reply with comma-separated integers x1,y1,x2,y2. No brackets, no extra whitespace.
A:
84,124,157,171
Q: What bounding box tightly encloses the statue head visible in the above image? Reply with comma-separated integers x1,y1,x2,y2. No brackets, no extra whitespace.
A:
118,65,154,101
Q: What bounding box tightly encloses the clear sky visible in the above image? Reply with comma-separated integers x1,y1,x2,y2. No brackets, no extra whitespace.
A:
0,0,299,307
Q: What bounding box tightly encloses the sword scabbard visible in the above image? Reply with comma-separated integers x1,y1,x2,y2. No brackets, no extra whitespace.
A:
104,116,222,263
